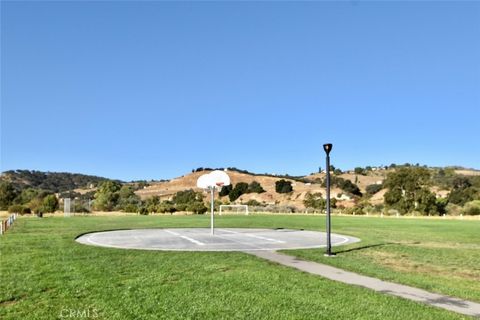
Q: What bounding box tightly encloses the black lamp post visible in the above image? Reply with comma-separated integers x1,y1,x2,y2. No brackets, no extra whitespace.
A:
323,143,335,256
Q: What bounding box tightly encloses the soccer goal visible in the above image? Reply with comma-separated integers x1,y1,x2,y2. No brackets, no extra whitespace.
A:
219,205,249,215
64,198,73,217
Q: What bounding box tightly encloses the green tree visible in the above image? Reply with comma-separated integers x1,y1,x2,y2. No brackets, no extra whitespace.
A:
414,188,438,215
28,197,44,214
94,181,122,211
354,167,365,175
303,192,325,210
275,179,293,194
339,179,362,196
219,184,233,197
118,185,135,199
157,201,177,214
172,189,205,212
463,200,480,215
0,182,17,209
248,181,265,193
383,167,434,215
187,202,208,214
145,196,161,213
15,188,41,205
229,183,249,201
172,189,202,205
447,176,479,206
366,184,383,196
42,194,59,213
116,185,141,211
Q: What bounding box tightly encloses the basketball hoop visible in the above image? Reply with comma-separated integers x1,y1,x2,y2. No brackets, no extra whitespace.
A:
196,170,231,235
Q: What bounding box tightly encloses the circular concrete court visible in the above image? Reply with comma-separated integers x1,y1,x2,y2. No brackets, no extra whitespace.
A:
76,228,360,251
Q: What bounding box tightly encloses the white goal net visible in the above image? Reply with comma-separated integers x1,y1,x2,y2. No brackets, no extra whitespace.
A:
64,198,72,217
219,205,249,215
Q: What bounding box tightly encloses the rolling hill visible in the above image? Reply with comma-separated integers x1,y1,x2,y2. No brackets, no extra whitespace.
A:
2,166,479,210
0,170,116,193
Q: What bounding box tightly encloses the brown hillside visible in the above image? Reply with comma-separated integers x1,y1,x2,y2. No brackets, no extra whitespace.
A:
306,171,386,193
136,170,350,209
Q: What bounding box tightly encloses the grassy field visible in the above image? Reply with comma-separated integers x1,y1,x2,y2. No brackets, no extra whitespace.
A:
0,215,478,319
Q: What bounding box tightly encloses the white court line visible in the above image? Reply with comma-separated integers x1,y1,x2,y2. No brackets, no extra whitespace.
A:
332,234,350,246
212,233,266,250
219,229,286,244
165,230,205,246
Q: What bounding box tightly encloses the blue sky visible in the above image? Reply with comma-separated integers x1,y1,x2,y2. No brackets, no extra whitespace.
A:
1,1,479,181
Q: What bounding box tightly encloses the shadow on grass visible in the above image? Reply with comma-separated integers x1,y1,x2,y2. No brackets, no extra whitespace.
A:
334,242,398,254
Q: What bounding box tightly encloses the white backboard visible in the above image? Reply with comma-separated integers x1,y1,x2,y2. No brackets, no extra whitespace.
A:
196,170,231,189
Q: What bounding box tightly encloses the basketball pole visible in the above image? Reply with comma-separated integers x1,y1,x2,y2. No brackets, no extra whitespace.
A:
210,187,215,235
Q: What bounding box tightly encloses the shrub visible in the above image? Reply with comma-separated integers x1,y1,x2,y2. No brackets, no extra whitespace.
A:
175,203,188,212
143,196,161,213
157,201,176,214
124,204,139,213
386,209,401,216
331,198,337,208
345,206,366,215
245,199,261,206
463,200,480,215
8,204,25,214
303,192,325,210
73,202,90,213
275,180,293,194
28,197,44,214
446,203,462,216
448,186,478,206
366,184,383,196
42,194,59,213
187,202,208,214
173,189,202,205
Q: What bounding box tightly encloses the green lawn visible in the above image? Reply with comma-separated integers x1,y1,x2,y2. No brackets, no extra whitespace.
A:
0,215,477,320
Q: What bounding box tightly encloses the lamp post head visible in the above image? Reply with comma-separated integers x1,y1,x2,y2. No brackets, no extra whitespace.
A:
323,143,333,155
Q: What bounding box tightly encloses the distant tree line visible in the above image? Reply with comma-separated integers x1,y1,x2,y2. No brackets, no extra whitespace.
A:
1,170,115,193
91,181,208,215
383,167,480,216
0,182,59,215
192,167,310,183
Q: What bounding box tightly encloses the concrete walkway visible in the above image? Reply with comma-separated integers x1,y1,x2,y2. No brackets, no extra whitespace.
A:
247,250,480,318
